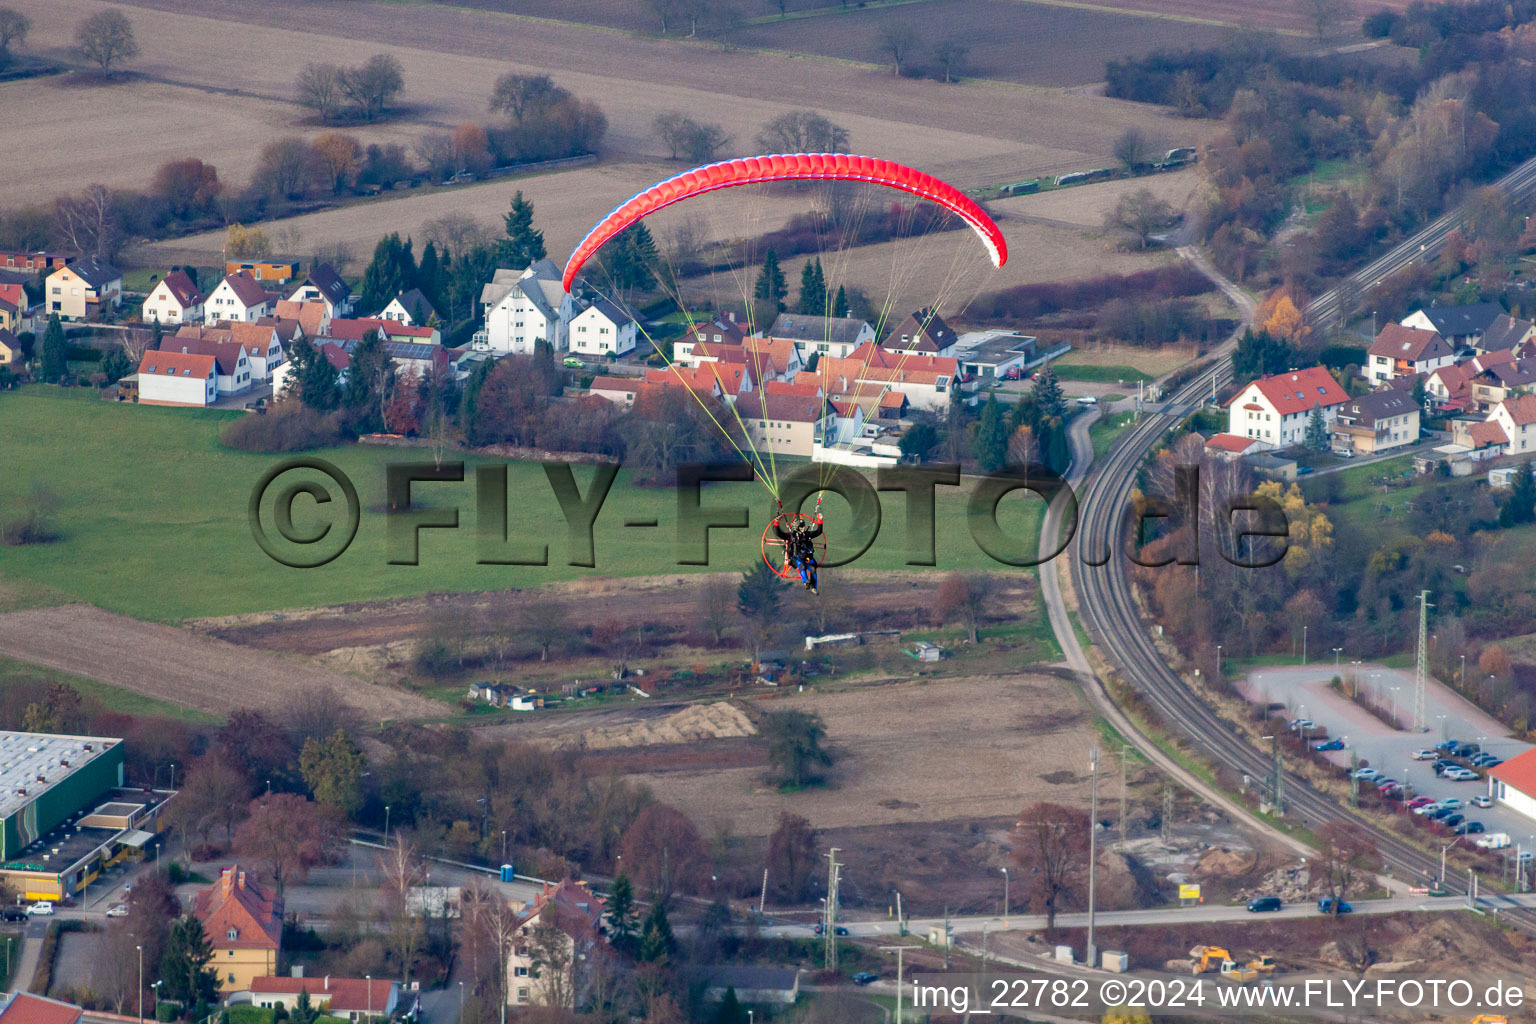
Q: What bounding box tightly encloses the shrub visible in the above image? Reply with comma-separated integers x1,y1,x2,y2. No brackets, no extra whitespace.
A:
972,265,1214,322
219,403,346,453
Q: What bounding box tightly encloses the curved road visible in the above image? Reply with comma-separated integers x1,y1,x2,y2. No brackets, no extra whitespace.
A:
1050,221,1536,933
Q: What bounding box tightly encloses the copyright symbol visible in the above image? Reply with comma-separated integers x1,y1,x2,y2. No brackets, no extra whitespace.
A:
1100,980,1127,1007
248,457,360,568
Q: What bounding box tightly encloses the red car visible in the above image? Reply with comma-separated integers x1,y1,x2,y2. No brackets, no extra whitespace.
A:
1405,796,1435,809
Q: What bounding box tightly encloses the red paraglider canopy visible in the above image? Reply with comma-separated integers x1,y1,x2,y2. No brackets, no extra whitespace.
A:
561,153,1007,293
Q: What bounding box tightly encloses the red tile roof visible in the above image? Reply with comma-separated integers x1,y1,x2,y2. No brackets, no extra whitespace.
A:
840,343,958,375
590,375,641,394
765,380,823,398
220,270,272,308
318,342,350,371
249,977,394,1013
0,283,27,312
0,993,83,1024
735,391,828,424
1205,432,1259,453
1368,323,1450,362
327,317,435,342
1468,421,1509,447
517,879,606,943
1227,366,1348,416
168,338,247,376
1490,747,1536,798
157,270,204,309
193,865,282,950
138,350,215,378
1499,393,1536,426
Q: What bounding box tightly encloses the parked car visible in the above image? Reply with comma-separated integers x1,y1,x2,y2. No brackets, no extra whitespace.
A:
106,903,128,917
1441,813,1466,828
1481,757,1503,768
1075,395,1098,406
1438,798,1464,810
853,973,879,986
0,909,26,923
1332,448,1355,458
1412,749,1437,760
1405,796,1435,809
26,902,52,916
1454,742,1481,758
1247,896,1283,913
1352,767,1379,780
1433,760,1459,775
1454,821,1485,835
1435,739,1460,753
1446,768,1481,782
1002,367,1023,381
1476,833,1511,849
1317,897,1353,914
1372,778,1398,790
1472,794,1493,808
1412,801,1442,816
1289,718,1317,731
562,357,584,369
1313,739,1345,751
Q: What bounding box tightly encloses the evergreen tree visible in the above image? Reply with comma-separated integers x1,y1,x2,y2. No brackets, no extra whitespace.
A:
606,872,637,952
714,989,746,1024
797,257,827,315
1232,327,1293,382
458,356,494,444
285,337,341,410
39,314,66,383
833,284,848,318
100,347,131,385
291,989,319,1024
151,318,163,348
1304,405,1330,452
1500,460,1536,527
344,329,393,432
639,902,674,963
417,241,447,315
603,224,659,293
973,394,1009,471
496,190,546,269
754,250,787,315
160,916,218,1006
361,233,417,312
1032,368,1065,420
1411,374,1428,411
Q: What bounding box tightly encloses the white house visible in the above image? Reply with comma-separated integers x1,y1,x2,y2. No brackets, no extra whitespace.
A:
1366,324,1454,386
1489,748,1536,825
168,337,253,395
823,344,955,413
46,257,121,321
881,307,957,357
1484,394,1536,454
228,323,284,381
478,259,574,354
135,350,217,406
1224,366,1350,448
379,287,436,326
286,264,354,318
141,270,205,325
206,271,274,323
767,313,874,361
506,880,606,1009
1400,303,1505,352
568,298,638,357
247,977,397,1023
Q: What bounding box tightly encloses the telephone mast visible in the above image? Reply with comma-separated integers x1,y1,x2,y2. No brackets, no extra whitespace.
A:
1414,590,1433,732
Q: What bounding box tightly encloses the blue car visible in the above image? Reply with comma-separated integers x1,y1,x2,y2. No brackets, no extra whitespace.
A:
1313,739,1345,751
1318,897,1353,914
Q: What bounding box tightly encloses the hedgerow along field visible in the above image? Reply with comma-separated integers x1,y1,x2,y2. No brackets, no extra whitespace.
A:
0,390,1045,621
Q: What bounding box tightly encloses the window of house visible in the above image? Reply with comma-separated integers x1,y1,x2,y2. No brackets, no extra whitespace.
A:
228,928,238,940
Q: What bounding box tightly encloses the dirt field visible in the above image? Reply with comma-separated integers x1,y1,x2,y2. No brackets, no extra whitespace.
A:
998,166,1207,229
0,605,443,720
541,674,1114,837
1055,340,1199,374
14,0,1208,212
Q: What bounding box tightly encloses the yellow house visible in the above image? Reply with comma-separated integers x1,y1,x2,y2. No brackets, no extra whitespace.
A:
0,329,18,366
45,258,121,322
193,865,282,993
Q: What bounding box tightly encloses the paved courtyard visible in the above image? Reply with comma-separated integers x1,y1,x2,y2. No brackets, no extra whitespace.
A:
1238,663,1536,870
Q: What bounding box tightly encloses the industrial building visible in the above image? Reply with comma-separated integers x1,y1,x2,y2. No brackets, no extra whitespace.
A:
0,731,169,901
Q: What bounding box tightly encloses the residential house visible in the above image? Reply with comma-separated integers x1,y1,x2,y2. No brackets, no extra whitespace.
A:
379,287,436,326
1467,355,1536,412
1424,362,1474,412
274,300,329,340
256,315,301,350
822,344,956,412
881,307,957,357
1478,313,1536,355
46,257,122,321
272,341,349,399
568,297,638,357
1331,390,1421,454
673,312,748,365
1489,747,1536,825
226,322,284,380
685,337,801,382
1400,302,1505,351
167,336,253,395
287,264,354,318
1484,394,1536,455
767,313,875,360
1366,324,1453,385
327,317,440,347
247,977,397,1023
0,993,83,1024
735,392,833,457
479,260,573,354
1203,433,1264,460
1225,366,1350,448
206,271,275,323
0,328,19,366
140,270,205,325
385,341,451,379
588,375,643,409
0,251,70,273
506,880,607,1009
0,282,35,334
193,865,282,994
643,363,743,400
225,259,299,284
696,967,801,1006
135,350,217,407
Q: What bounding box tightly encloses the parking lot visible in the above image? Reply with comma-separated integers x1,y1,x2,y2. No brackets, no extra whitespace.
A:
1238,663,1536,864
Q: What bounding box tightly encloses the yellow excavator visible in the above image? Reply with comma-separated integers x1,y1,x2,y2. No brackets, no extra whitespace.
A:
1469,1016,1508,1024
1189,946,1270,983
1189,945,1233,974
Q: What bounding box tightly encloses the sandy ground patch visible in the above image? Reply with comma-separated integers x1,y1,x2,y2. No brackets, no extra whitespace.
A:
550,701,758,750
0,605,442,720
997,166,1208,229
1055,341,1200,375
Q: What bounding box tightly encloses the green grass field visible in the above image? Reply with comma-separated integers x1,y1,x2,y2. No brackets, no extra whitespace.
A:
1051,364,1143,383
0,656,222,724
0,390,1044,621
1090,411,1136,461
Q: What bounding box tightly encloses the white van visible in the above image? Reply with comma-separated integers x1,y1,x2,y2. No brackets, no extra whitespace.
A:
1475,833,1510,849
1075,395,1098,406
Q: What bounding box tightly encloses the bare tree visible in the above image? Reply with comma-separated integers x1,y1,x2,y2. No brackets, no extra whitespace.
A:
654,113,731,162
528,918,575,1008
645,0,685,32
876,21,921,76
120,329,153,364
932,37,968,83
937,572,994,643
1309,821,1381,913
619,803,706,907
525,599,565,661
340,53,405,121
1105,188,1176,249
414,132,457,183
1298,0,1347,44
75,9,138,77
254,137,317,200
1112,126,1157,171
767,812,817,900
53,184,120,260
422,211,494,254
0,7,32,67
94,922,141,1014
699,578,732,646
1012,802,1090,931
755,110,850,153
379,836,427,984
488,73,569,127
297,62,345,122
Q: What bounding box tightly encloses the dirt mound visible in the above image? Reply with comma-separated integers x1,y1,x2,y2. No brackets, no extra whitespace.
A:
556,702,757,750
1196,848,1258,878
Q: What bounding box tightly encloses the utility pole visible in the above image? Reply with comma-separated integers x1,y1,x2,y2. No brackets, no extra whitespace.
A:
1162,785,1173,843
824,848,841,971
1415,590,1433,731
1349,746,1360,808
1119,744,1128,844
1271,732,1286,814
1087,745,1099,970
943,905,950,969
880,946,917,1024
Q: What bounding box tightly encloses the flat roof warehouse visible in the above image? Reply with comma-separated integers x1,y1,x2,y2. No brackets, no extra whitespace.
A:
0,731,172,902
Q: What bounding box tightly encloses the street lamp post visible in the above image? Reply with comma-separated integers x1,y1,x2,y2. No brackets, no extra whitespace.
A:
1000,868,1009,928
366,975,371,1024
1215,645,1222,675
137,945,143,1024
384,805,391,846
1302,625,1308,665
1087,746,1099,970
1390,687,1401,726
501,829,507,864
1441,836,1465,886
1333,647,1343,669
